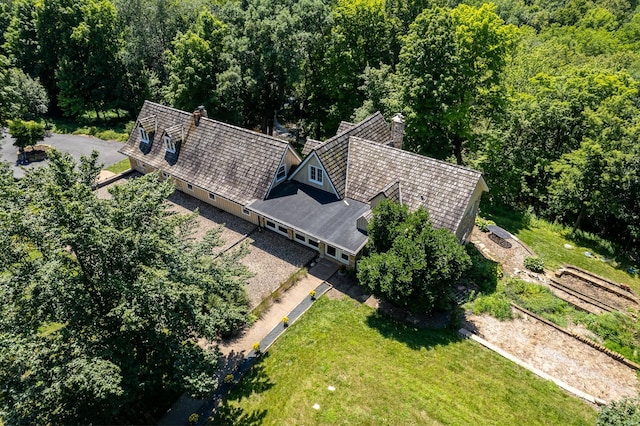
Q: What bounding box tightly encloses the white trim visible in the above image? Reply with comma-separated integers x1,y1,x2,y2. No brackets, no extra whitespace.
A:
287,152,339,198
164,135,176,153
325,244,337,258
186,183,194,192
276,164,287,182
138,127,149,144
309,164,323,185
242,207,251,216
161,171,169,179
208,192,216,201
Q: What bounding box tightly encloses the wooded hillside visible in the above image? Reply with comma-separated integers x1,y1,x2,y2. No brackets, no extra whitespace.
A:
0,0,638,259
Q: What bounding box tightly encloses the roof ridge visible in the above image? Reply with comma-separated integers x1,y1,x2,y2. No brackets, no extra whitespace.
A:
349,136,482,176
143,100,291,149
323,111,385,145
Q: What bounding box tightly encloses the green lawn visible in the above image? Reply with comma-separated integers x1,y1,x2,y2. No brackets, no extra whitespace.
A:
212,297,596,426
481,208,640,293
104,158,131,174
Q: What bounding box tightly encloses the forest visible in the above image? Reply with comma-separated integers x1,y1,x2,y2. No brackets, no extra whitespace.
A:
0,0,638,423
0,0,638,256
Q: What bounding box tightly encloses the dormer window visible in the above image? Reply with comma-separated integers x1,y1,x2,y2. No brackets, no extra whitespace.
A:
276,164,286,182
139,127,149,144
164,135,176,153
309,165,323,185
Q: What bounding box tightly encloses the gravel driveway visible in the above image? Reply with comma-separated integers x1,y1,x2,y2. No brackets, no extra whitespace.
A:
97,175,316,307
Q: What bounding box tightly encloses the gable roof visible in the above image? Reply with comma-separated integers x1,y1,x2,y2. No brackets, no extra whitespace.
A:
336,121,355,134
314,111,392,198
119,101,299,205
301,138,322,156
346,137,486,233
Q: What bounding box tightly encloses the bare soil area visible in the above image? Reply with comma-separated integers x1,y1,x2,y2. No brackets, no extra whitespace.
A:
465,309,639,402
468,226,640,402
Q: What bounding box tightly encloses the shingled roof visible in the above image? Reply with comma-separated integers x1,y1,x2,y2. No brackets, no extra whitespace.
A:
345,137,486,233
119,101,297,205
301,138,322,156
315,111,391,198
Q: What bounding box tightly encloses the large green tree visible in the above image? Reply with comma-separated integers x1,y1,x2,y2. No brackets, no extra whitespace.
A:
358,200,471,314
0,152,250,424
396,4,515,165
164,9,228,115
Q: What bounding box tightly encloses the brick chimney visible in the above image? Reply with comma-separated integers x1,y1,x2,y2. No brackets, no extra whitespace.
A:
390,113,404,149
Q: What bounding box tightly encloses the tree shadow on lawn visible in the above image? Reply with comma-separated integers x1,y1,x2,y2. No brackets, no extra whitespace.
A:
208,357,273,425
365,310,460,351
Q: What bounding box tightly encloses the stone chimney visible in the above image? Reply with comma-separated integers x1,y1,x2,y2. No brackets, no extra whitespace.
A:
193,106,207,126
390,113,405,150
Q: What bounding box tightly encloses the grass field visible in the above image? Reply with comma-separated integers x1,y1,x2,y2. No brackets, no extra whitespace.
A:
104,158,131,174
212,297,596,426
481,208,640,292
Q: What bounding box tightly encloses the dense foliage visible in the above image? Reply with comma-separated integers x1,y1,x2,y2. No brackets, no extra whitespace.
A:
0,153,250,424
358,200,471,314
1,0,635,255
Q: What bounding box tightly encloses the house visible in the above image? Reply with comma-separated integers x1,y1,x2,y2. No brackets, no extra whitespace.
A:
119,101,488,267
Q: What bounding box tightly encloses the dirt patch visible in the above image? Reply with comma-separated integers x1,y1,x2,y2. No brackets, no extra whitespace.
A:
471,227,532,275
465,309,639,402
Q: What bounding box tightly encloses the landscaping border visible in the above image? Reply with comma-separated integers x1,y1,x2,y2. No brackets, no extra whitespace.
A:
458,327,607,406
510,303,640,371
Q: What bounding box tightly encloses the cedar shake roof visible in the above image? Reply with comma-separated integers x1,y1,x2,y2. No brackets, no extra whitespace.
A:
315,111,391,198
372,180,402,204
336,121,355,134
119,101,297,205
164,123,184,142
138,115,157,133
301,138,322,156
346,137,485,233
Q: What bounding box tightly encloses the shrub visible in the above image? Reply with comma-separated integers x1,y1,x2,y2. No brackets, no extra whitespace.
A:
188,413,199,425
282,316,289,326
475,216,495,232
465,293,513,320
223,374,234,384
597,397,640,425
252,342,261,353
309,290,316,299
524,256,545,273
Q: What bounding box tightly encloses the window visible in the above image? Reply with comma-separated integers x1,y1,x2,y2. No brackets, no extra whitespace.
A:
208,193,216,201
164,135,176,153
162,172,169,179
309,165,323,185
266,220,276,229
295,233,306,242
187,183,194,191
242,207,251,216
308,239,319,248
341,253,349,262
139,127,149,144
326,245,336,258
278,225,288,234
276,164,287,182
140,163,146,171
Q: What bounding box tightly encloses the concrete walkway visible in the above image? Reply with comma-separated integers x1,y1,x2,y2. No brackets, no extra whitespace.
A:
158,258,339,425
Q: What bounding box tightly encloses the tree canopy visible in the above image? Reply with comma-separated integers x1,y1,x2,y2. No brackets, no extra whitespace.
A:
0,152,250,424
358,200,471,314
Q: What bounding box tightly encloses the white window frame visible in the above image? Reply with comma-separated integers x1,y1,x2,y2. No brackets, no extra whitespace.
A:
325,244,337,259
309,165,323,185
186,183,194,192
242,207,251,216
161,171,169,179
208,193,216,201
139,127,149,144
340,252,350,264
164,135,176,153
276,164,287,182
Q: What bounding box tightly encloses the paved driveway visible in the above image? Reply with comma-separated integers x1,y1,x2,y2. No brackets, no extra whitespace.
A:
0,132,126,178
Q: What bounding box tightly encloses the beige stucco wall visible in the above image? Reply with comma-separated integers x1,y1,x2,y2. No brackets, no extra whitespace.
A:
292,154,335,194
456,181,486,243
